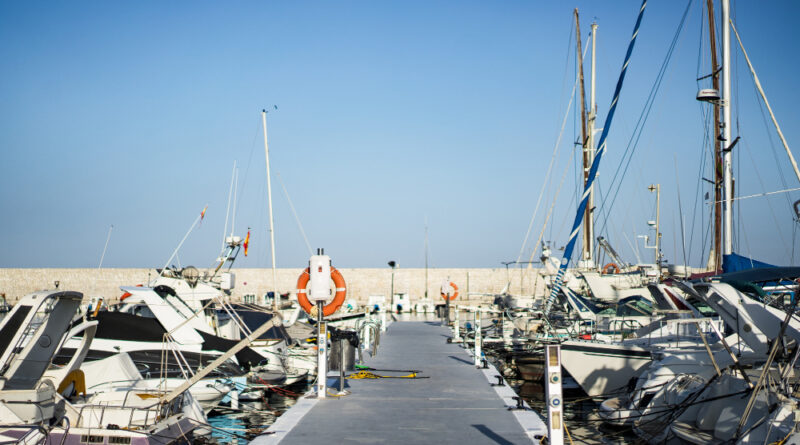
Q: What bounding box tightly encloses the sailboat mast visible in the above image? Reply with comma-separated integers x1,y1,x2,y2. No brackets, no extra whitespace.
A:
262,110,279,311
575,9,592,268
721,0,734,256
588,21,597,264
705,0,723,271
543,0,648,317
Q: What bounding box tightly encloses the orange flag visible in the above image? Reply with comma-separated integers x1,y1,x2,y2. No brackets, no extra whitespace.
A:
243,230,250,256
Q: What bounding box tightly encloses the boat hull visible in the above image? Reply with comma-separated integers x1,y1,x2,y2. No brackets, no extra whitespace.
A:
560,340,651,398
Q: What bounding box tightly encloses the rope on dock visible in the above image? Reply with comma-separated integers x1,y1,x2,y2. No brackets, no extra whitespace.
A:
347,370,429,380
563,421,575,445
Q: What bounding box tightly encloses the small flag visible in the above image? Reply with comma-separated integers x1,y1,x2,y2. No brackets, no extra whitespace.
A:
200,205,208,220
244,230,250,256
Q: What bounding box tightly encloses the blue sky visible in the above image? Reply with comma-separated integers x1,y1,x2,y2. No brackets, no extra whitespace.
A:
2,1,799,269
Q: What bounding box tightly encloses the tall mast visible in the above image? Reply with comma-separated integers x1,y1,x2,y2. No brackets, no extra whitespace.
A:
721,0,734,255
574,9,592,268
262,110,279,312
588,21,597,266
543,0,648,316
705,0,723,271
648,184,662,269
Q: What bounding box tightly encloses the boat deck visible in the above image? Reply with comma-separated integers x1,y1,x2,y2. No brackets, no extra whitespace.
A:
252,320,546,444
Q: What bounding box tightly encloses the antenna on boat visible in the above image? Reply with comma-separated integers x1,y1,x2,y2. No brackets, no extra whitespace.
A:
160,205,208,277
424,216,429,299
98,224,113,269
262,109,279,312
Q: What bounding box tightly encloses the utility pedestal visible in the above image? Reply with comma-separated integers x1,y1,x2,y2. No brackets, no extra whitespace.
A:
316,303,327,399
544,344,564,445
453,305,461,342
309,251,331,399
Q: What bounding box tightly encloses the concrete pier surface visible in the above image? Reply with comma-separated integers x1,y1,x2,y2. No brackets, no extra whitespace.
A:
253,321,546,444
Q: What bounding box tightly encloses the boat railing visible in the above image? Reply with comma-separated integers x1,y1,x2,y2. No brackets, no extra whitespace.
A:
355,319,381,358
0,296,55,376
75,399,162,429
643,316,723,348
607,318,644,335
159,333,195,391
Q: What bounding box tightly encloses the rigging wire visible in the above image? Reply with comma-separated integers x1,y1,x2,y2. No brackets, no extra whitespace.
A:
516,27,589,266
236,117,267,230
740,138,791,261
526,139,580,266
595,0,693,241
674,155,689,272
739,32,800,264
515,17,580,265
275,171,313,256
691,0,714,269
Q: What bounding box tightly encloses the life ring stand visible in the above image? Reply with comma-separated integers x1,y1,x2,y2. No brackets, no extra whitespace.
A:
602,263,620,274
440,282,459,301
296,266,347,317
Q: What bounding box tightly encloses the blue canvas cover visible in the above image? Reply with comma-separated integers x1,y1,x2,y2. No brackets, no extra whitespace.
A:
722,252,777,273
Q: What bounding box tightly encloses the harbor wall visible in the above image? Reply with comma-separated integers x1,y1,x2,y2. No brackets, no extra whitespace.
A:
0,267,547,305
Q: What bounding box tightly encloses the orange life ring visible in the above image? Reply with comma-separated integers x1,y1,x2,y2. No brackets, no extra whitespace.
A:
440,282,459,301
296,266,347,317
602,263,620,274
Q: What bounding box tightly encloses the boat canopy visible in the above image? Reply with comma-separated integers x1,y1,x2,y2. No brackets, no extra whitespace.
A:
719,266,800,284
722,252,777,273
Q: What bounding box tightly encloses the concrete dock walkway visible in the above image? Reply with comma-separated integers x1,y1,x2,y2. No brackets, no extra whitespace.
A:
253,321,546,444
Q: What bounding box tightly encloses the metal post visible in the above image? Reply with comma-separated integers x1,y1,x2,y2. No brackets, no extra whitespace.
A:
442,279,451,327
474,308,482,366
453,305,461,341
338,338,346,396
545,344,564,445
317,301,327,399
445,295,450,327
380,307,387,332
364,320,371,348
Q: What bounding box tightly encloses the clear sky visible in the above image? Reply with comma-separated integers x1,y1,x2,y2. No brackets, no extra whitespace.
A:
2,1,799,270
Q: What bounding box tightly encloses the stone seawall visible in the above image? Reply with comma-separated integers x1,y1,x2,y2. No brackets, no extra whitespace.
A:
0,267,546,305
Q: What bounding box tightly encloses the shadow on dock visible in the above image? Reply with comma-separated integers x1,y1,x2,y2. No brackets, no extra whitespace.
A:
448,355,474,365
472,424,515,445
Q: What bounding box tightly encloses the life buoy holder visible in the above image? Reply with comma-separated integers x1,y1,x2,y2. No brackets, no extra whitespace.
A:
602,263,620,274
296,266,347,317
440,282,459,301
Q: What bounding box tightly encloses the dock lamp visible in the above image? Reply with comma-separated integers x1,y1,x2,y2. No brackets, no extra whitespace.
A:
388,261,396,312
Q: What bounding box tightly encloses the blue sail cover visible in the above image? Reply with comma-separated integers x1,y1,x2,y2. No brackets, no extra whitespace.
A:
722,252,777,273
